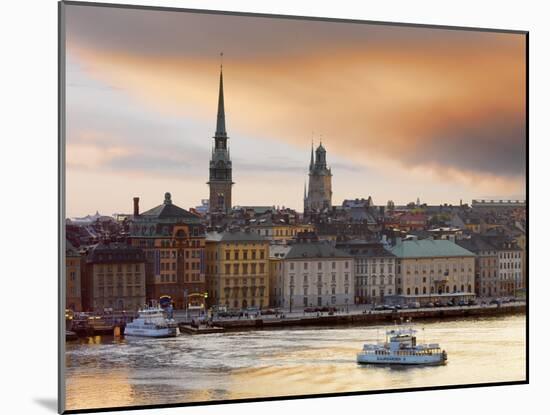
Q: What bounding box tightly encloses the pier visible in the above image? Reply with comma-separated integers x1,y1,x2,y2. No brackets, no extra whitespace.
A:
209,302,526,331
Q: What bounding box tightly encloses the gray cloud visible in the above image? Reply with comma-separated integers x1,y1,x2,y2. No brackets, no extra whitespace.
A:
66,3,519,60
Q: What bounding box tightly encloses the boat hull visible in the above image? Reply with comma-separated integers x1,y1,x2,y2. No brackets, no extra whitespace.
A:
124,326,180,338
357,353,446,365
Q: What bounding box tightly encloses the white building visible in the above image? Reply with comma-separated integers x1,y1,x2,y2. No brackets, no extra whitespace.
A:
336,241,396,304
496,241,523,296
274,241,354,310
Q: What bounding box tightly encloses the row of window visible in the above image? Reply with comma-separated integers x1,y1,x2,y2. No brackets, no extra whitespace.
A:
97,275,142,285
499,251,521,259
356,264,394,274
222,250,266,261
222,287,266,297
97,264,141,273
356,275,394,286
289,274,350,284
222,277,265,286
221,263,266,275
289,261,350,271
295,286,350,296
499,262,521,269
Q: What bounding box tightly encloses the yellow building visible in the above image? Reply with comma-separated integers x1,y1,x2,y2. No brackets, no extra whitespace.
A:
206,231,269,310
250,220,314,244
388,239,476,304
84,242,146,312
66,240,82,312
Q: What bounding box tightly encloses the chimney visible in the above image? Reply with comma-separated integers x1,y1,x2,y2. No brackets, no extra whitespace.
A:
133,197,140,216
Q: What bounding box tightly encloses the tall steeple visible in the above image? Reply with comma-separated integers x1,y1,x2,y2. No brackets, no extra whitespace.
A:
215,57,226,138
208,54,233,216
309,141,314,171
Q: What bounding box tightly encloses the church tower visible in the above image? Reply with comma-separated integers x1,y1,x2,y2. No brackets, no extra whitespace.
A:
208,62,233,214
305,141,333,212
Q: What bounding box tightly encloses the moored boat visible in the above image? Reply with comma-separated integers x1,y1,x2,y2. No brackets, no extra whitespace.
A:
124,306,180,338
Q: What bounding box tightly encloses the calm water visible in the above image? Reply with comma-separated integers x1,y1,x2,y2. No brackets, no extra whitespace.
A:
65,314,526,411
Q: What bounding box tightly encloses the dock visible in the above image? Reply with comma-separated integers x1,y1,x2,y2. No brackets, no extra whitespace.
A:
179,324,225,334
212,303,526,331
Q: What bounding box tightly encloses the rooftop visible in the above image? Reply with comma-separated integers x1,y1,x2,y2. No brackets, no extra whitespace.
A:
389,239,475,258
285,242,352,260
138,192,200,222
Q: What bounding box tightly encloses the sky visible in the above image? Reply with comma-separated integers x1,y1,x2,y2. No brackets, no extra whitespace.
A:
64,4,526,218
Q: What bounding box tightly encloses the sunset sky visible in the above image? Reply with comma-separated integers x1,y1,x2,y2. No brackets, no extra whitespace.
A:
64,4,526,218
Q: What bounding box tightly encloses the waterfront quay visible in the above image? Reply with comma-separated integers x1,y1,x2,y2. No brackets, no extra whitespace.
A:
174,301,525,332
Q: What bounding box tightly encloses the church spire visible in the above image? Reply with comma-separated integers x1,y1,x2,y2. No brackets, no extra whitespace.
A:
215,53,226,137
309,140,314,171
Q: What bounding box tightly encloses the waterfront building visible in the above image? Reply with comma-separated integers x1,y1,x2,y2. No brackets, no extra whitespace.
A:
66,240,83,311
205,230,270,309
304,142,332,212
336,240,396,304
490,236,523,296
208,65,233,215
129,193,206,309
269,244,291,307
274,235,354,311
84,242,146,312
456,236,499,297
388,239,476,305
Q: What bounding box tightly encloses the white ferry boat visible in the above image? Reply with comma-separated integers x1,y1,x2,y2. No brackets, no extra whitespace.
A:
125,306,180,338
357,327,447,365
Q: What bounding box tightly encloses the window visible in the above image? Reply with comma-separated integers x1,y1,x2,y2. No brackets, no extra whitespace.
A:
225,251,230,261
318,262,322,270
290,262,295,270
304,262,308,270
234,251,239,260
243,251,248,260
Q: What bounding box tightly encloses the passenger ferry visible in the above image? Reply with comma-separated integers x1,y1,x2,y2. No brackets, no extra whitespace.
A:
125,306,180,338
357,326,447,365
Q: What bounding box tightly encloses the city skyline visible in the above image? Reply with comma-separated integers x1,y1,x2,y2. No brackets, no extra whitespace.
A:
65,5,526,217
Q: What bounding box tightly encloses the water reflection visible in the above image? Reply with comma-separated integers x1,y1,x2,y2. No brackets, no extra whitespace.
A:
65,314,526,411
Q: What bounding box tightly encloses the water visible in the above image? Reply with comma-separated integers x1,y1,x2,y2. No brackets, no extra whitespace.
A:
65,314,526,411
